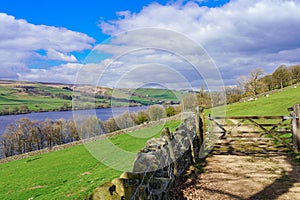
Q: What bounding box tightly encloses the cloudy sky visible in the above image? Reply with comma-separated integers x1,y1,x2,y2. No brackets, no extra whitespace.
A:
1,0,300,90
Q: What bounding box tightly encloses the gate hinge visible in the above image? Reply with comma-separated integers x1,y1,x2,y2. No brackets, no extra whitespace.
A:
283,116,298,120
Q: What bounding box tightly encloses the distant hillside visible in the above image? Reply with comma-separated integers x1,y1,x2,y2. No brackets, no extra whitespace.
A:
0,80,186,115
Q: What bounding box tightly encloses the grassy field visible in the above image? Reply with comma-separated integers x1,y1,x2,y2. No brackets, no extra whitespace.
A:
0,120,181,200
131,88,185,102
207,86,300,117
0,80,185,114
0,82,73,113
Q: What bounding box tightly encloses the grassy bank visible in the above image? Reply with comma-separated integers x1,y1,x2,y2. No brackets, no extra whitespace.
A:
209,86,300,117
0,120,181,200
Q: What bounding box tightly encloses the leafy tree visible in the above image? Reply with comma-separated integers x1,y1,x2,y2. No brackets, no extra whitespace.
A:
165,106,176,117
260,74,273,91
291,65,300,84
272,65,291,89
224,86,242,104
136,110,150,124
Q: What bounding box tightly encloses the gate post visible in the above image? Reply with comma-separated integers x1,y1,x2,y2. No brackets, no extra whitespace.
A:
292,104,300,152
195,106,204,158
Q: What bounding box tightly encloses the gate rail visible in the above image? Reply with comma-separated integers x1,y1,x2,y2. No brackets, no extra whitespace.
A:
208,110,299,152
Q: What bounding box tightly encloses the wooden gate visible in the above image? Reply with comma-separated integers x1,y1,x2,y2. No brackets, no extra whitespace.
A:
208,104,300,152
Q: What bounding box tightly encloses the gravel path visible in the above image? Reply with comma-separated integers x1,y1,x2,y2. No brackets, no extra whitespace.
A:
169,122,300,199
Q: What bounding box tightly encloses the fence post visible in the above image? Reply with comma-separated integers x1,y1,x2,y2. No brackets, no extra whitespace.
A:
292,104,300,152
195,106,204,158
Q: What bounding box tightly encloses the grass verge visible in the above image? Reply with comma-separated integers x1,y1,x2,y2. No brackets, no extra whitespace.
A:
0,120,181,200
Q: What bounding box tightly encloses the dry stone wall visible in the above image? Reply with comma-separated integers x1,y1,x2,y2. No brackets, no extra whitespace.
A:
91,115,200,200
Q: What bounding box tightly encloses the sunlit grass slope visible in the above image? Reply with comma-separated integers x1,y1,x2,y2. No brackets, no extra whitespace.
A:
0,120,181,200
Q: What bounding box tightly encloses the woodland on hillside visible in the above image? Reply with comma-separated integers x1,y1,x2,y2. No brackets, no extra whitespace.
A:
185,64,300,108
227,64,300,104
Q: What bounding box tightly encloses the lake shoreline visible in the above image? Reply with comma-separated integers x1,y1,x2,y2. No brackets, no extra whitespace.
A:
0,106,151,137
0,104,147,117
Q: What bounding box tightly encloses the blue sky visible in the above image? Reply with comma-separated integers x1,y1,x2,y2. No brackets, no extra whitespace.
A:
0,0,229,43
1,0,164,42
0,0,300,89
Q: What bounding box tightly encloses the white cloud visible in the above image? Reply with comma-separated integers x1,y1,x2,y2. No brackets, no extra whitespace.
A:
87,29,222,90
46,49,78,62
18,63,83,83
99,0,300,86
0,13,95,80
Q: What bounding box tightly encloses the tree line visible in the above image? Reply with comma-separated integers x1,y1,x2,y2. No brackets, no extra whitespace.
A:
1,117,104,157
226,64,300,104
178,64,300,109
0,105,180,158
102,105,180,132
0,102,72,116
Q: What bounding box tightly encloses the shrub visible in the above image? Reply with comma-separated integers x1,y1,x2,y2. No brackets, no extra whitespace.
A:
165,106,176,117
137,110,150,124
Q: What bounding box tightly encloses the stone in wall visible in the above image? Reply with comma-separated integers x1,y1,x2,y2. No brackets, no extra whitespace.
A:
91,115,200,200
90,182,121,200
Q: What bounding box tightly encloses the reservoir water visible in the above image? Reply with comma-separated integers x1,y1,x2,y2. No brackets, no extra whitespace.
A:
0,106,148,136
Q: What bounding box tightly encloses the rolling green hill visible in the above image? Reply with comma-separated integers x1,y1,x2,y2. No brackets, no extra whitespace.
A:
0,80,186,115
0,120,181,200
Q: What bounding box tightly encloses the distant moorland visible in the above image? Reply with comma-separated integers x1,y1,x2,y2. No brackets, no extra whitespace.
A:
0,80,186,115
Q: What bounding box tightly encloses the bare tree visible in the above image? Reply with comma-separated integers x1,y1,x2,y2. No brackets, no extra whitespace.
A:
68,120,79,141
104,117,119,133
247,68,265,95
236,75,248,94
42,119,54,149
181,93,198,112
148,105,166,121
115,111,137,129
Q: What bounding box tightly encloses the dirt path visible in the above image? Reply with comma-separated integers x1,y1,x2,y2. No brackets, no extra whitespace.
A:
170,121,300,199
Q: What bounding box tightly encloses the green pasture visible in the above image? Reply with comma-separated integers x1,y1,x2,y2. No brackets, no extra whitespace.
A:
0,120,181,200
